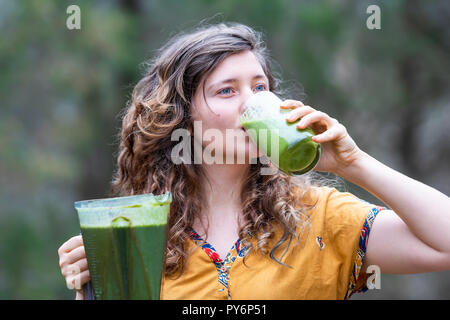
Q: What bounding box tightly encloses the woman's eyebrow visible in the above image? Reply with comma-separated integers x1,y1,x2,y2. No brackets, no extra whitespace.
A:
207,74,268,91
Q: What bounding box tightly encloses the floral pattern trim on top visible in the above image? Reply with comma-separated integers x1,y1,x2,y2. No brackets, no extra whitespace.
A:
189,229,249,298
344,204,387,299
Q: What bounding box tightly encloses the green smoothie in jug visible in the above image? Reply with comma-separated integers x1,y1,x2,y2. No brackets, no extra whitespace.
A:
80,223,166,300
75,193,171,300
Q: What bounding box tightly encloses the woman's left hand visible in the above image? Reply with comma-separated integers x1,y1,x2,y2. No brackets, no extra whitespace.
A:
280,99,364,174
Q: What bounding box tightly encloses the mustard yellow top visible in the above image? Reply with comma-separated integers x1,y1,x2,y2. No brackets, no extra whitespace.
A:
160,186,387,300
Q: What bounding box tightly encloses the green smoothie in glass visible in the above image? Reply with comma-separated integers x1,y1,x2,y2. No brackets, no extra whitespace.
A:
240,91,321,175
74,192,171,300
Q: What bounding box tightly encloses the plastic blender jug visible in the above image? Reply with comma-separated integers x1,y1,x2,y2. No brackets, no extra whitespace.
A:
74,192,171,300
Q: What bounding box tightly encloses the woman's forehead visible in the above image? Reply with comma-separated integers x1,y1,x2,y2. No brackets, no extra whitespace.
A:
205,51,266,84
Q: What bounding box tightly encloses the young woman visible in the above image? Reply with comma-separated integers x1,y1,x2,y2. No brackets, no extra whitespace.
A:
58,22,450,300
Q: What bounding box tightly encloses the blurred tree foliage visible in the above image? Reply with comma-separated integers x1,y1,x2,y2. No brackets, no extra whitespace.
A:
0,0,448,299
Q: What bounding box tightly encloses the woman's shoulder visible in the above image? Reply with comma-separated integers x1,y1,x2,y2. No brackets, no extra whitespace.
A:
293,185,377,227
292,185,336,211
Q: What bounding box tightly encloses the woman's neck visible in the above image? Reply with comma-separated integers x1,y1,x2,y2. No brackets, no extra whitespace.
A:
201,163,249,217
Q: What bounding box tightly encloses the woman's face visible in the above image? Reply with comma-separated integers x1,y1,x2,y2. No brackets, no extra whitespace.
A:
191,50,269,164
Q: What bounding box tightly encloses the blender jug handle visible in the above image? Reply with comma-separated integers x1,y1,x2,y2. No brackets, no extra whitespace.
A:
82,281,95,300
78,231,95,300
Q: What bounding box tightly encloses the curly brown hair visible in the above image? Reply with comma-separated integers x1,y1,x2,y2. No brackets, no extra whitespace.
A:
110,22,334,277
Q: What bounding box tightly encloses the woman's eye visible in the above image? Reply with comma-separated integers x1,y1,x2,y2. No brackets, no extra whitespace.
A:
254,84,267,92
218,87,233,95
217,84,267,96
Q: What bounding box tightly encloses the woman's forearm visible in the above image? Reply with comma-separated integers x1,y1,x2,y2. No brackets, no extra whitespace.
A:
337,150,450,253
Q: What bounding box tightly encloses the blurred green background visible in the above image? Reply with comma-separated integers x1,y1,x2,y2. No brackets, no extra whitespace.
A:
0,0,449,299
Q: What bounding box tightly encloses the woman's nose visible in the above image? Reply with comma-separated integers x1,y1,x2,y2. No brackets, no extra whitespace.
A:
239,88,255,114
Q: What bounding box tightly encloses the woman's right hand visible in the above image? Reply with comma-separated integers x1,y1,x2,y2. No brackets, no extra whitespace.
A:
58,235,90,300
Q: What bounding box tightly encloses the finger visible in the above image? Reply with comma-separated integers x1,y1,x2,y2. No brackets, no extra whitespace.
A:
58,235,84,255
66,269,90,291
60,245,86,270
61,258,89,278
66,245,87,264
286,105,315,122
312,124,347,143
280,99,305,109
296,111,336,129
65,263,81,290
78,269,91,289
